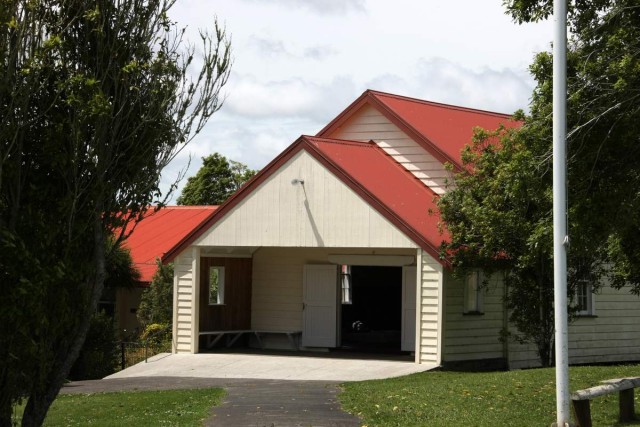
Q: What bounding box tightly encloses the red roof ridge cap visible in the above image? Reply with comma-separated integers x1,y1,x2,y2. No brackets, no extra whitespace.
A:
303,135,377,148
158,205,218,210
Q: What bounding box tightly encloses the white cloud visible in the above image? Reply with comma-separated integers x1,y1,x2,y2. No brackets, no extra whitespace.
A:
247,35,337,61
412,57,534,114
247,36,291,58
365,58,534,115
223,73,357,121
302,45,337,60
239,0,366,14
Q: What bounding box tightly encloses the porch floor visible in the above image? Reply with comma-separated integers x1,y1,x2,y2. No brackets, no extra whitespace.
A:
107,350,437,382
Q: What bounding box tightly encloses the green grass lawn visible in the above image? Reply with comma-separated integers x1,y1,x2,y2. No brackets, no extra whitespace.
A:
15,388,225,426
340,364,640,427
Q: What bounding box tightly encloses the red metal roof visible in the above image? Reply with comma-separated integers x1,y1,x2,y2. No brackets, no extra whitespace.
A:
318,89,521,169
165,136,447,263
123,206,217,283
305,137,448,258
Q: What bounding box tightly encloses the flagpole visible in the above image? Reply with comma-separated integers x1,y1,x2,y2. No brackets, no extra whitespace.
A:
553,0,570,425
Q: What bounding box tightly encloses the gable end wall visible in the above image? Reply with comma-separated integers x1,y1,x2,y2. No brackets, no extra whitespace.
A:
327,104,451,194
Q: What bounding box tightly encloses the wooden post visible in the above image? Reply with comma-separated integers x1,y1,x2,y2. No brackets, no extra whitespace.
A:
572,399,591,427
619,388,635,422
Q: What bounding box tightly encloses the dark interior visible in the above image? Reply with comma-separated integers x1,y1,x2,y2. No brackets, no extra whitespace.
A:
340,265,402,353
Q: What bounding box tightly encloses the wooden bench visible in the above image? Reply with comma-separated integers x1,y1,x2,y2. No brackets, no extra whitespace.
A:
199,330,302,350
571,376,640,427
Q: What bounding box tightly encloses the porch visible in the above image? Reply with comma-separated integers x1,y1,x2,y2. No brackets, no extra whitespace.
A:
173,246,441,362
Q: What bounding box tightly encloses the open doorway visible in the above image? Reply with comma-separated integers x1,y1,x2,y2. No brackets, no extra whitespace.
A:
339,265,404,353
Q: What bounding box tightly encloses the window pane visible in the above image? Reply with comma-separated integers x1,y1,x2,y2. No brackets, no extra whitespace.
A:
209,266,224,305
341,265,352,304
464,271,480,313
577,281,591,314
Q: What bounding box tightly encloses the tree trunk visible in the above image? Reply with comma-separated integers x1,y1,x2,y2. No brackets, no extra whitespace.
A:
21,215,106,427
0,398,13,427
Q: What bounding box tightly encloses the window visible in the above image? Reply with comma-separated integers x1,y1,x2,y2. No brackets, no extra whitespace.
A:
208,266,225,305
576,281,594,315
341,265,352,304
463,271,483,314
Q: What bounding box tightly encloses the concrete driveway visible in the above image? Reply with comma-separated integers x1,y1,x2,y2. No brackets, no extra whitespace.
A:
106,351,436,382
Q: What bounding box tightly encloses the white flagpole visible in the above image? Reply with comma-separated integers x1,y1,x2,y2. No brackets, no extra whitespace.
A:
553,0,570,425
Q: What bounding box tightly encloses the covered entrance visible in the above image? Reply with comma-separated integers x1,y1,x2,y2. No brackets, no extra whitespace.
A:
169,137,444,365
300,255,417,354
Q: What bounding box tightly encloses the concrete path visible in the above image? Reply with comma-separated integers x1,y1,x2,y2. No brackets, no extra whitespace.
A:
106,351,435,381
67,352,436,426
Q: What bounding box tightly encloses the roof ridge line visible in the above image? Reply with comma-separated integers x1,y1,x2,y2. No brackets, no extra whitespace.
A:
368,89,514,118
303,135,377,147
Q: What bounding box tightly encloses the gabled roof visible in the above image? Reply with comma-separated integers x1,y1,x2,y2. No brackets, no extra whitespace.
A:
164,136,448,263
318,89,520,169
124,206,217,283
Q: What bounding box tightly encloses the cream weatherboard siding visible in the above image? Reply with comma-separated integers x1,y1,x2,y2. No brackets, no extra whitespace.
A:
442,272,506,362
567,284,640,364
326,104,451,194
192,150,418,249
507,284,640,369
172,248,198,353
417,250,443,364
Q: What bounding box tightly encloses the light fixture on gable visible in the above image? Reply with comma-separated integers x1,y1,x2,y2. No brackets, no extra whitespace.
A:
291,179,305,185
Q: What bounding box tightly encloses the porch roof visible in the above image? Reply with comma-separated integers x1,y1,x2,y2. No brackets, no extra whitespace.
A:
164,136,447,263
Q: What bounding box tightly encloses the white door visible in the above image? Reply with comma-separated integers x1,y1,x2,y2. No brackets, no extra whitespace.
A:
401,266,417,352
302,265,338,347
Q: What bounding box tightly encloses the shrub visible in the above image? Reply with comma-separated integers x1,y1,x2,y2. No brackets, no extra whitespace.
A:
137,261,173,327
69,311,119,380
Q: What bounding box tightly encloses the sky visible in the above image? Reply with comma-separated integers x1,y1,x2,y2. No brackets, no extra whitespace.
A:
160,0,554,200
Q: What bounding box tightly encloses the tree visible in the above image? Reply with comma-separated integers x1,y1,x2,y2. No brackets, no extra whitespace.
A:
137,260,174,327
502,0,640,292
0,1,231,425
439,0,640,366
438,123,602,366
176,153,257,205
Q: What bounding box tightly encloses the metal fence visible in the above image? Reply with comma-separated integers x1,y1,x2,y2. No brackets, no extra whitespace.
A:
118,325,172,370
118,340,171,370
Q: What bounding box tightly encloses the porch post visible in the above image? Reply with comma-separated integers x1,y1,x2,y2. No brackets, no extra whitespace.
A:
190,247,201,354
435,261,444,366
415,249,423,363
172,269,179,353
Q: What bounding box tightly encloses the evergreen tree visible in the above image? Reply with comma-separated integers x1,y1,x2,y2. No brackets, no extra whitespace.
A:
177,153,256,205
0,1,231,424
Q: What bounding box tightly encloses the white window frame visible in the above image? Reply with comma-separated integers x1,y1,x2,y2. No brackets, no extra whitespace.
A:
341,265,352,305
208,266,225,305
463,271,483,314
576,280,595,316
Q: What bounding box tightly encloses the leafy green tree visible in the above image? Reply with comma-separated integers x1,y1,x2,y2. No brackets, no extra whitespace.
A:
438,123,602,366
137,260,174,327
177,153,257,205
439,0,640,366
0,1,231,425
503,0,640,293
